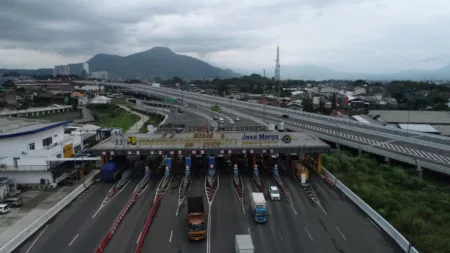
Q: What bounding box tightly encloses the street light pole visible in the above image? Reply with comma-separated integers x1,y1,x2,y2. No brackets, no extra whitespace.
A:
407,105,414,134
263,69,266,124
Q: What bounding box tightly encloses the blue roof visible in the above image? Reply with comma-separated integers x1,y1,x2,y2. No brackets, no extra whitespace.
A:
0,120,72,139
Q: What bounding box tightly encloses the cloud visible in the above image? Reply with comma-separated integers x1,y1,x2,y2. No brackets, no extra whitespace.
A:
1,0,450,73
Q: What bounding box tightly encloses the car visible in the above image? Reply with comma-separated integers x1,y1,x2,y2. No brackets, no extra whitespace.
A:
228,119,234,124
235,117,240,121
268,186,281,200
0,204,10,214
214,116,218,120
0,197,23,208
281,114,289,118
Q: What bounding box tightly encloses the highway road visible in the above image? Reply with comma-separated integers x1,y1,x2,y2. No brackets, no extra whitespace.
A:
16,176,142,253
132,85,450,174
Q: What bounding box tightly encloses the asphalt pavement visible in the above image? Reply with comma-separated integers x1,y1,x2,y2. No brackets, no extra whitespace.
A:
102,178,159,253
16,177,142,253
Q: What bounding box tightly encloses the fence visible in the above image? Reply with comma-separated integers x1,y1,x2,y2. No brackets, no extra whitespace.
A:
321,167,419,253
0,170,100,253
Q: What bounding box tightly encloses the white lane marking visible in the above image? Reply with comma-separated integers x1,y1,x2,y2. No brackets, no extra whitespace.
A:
92,206,103,219
68,234,79,246
25,224,49,253
336,227,347,241
277,228,283,241
248,227,251,236
169,230,173,243
304,227,313,241
136,231,142,244
367,218,380,231
290,203,298,215
308,184,327,215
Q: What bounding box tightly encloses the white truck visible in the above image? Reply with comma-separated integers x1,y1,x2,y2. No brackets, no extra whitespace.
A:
277,121,285,131
235,234,255,253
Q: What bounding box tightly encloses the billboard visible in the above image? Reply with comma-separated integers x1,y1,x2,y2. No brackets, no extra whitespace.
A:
63,144,74,158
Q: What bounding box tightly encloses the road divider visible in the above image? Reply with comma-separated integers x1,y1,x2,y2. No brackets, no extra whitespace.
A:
0,171,100,253
95,175,150,253
176,175,192,216
134,175,172,253
205,175,218,204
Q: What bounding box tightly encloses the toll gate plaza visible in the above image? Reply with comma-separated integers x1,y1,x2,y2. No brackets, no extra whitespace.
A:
90,131,329,156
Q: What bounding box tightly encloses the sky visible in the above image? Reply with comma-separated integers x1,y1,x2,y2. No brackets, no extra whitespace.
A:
1,0,450,73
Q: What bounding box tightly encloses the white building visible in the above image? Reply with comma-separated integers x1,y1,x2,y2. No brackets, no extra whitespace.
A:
74,84,104,91
90,95,111,104
53,65,70,76
91,71,108,79
0,118,82,185
82,62,90,74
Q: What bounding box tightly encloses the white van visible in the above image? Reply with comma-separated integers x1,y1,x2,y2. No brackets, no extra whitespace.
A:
0,204,10,214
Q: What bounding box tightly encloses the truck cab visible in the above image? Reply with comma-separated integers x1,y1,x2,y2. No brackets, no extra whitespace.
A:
187,196,206,240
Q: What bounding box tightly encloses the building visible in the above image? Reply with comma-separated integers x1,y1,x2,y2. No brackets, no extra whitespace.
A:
82,62,90,74
0,118,82,185
91,71,108,79
54,65,70,76
90,95,111,104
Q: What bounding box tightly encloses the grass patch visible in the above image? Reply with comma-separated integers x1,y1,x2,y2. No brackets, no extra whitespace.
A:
87,104,140,132
322,152,450,253
139,115,163,133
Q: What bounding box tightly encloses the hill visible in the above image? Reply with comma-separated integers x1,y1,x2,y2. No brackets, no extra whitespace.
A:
84,47,241,80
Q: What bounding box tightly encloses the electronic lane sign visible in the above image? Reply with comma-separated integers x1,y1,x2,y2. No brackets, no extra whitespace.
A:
157,124,267,132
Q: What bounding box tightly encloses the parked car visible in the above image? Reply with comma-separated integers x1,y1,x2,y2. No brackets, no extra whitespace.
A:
0,197,23,208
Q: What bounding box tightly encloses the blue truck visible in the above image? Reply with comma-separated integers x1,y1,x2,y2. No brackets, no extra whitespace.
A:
251,192,267,223
100,158,126,182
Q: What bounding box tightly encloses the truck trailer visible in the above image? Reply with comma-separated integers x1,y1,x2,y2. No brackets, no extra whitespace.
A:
292,161,309,186
250,192,267,223
235,234,255,253
187,196,206,240
100,157,126,182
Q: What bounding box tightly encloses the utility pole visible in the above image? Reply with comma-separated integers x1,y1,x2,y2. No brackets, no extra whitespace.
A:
263,69,266,123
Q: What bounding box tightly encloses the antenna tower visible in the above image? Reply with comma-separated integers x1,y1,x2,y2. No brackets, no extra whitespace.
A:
275,46,281,98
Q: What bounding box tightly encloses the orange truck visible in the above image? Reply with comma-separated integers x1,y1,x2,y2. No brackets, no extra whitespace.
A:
187,196,207,240
291,161,309,186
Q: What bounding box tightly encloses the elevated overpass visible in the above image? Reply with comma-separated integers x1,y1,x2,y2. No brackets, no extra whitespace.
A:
104,83,450,176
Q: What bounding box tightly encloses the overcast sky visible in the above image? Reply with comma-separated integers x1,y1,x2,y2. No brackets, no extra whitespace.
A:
1,0,449,73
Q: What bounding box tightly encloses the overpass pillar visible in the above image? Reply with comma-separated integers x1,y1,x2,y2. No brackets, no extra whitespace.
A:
208,156,215,176
316,154,322,174
253,164,259,176
164,157,172,177
185,157,191,177
234,164,239,176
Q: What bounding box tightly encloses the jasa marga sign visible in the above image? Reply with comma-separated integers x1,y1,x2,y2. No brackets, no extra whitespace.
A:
241,134,292,145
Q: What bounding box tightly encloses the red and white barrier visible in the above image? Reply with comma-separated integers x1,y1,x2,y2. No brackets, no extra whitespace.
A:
134,196,161,253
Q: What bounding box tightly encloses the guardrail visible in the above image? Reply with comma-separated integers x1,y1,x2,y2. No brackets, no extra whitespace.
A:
0,170,100,253
321,167,419,253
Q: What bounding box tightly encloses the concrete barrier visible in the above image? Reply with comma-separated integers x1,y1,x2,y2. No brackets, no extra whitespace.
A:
0,170,100,253
321,167,419,253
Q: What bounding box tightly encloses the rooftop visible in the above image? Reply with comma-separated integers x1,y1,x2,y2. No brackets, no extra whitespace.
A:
368,110,450,124
0,118,72,139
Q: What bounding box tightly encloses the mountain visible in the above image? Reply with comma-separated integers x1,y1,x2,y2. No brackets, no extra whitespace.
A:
84,47,240,80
